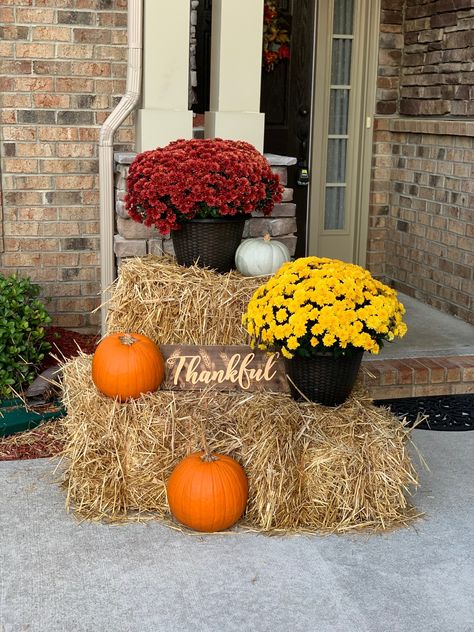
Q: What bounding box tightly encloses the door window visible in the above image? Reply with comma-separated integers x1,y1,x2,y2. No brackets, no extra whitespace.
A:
324,0,354,231
309,0,380,264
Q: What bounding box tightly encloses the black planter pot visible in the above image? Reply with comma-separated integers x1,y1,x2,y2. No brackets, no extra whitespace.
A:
171,216,246,273
284,350,364,407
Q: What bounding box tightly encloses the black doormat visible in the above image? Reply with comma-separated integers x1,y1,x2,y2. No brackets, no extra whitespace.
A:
374,394,474,431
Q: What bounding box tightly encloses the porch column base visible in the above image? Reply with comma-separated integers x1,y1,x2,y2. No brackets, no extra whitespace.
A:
136,109,193,151
204,111,265,152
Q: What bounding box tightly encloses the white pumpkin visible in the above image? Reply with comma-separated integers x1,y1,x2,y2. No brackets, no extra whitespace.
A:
235,234,291,276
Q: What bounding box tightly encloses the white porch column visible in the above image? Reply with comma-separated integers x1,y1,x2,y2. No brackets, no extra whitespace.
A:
204,0,265,152
137,0,193,150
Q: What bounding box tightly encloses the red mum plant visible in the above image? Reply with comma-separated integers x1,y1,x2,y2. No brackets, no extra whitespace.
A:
125,138,283,235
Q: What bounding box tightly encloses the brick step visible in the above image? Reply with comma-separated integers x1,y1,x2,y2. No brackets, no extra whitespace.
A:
363,354,474,399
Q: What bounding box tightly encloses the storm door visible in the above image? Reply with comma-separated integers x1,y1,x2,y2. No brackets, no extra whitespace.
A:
308,0,380,265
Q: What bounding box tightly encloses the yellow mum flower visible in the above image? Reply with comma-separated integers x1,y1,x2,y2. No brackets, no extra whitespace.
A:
311,323,325,336
287,335,299,350
242,256,407,357
276,308,288,323
322,333,336,347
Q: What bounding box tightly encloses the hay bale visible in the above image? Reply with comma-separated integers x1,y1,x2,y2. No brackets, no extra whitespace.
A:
61,354,419,532
61,257,419,532
106,255,267,344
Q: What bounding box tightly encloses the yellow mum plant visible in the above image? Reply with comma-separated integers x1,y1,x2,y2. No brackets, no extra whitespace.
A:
242,257,407,359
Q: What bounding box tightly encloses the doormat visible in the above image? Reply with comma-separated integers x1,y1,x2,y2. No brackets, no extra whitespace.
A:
0,398,65,437
374,394,473,431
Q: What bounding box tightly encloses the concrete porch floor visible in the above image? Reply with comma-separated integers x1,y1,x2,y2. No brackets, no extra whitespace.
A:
362,293,474,399
1,430,473,632
374,293,474,360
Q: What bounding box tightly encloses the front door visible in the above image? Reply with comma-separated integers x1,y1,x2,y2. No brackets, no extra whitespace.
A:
260,0,316,258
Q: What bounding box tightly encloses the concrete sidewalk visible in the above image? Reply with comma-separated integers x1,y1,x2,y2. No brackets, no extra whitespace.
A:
1,430,473,632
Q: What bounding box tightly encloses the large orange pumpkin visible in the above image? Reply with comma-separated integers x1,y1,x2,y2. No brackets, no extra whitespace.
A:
167,451,248,532
91,332,165,401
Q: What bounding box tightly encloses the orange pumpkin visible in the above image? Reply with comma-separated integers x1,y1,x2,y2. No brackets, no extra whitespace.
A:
91,332,165,401
167,451,248,532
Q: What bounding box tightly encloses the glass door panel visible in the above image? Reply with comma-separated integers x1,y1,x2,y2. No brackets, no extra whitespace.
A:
333,0,354,33
324,1,354,232
309,0,380,264
329,89,350,135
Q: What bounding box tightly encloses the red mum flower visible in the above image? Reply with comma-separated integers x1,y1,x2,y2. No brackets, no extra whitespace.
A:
125,138,283,235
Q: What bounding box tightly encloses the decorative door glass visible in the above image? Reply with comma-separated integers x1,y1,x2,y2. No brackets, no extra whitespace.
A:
324,0,355,230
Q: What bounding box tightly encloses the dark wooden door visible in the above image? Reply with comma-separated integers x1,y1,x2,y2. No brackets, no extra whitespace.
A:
260,0,315,257
194,0,212,114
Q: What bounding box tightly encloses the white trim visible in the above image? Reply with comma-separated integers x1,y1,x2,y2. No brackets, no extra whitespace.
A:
98,0,143,334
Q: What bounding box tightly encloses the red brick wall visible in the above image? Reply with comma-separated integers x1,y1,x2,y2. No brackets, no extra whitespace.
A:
379,119,474,325
376,0,404,115
376,0,474,116
0,0,134,332
368,4,474,325
401,0,474,116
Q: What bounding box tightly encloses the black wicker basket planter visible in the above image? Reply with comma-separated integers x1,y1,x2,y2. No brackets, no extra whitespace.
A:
284,350,364,407
171,216,246,273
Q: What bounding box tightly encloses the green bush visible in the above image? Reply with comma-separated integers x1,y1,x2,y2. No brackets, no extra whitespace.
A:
0,273,52,399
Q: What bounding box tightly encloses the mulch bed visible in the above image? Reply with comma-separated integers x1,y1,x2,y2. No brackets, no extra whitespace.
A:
43,326,98,368
0,327,98,462
0,423,66,462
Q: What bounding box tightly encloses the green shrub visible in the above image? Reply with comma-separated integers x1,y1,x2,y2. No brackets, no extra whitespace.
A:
0,273,52,399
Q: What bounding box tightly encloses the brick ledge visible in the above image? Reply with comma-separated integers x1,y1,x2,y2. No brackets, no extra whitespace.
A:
363,354,474,400
374,117,474,138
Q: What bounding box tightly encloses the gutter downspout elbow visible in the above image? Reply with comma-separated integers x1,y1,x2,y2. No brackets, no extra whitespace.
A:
99,0,143,335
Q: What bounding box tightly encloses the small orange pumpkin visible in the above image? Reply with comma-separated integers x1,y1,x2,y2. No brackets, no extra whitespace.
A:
91,332,165,401
167,451,248,532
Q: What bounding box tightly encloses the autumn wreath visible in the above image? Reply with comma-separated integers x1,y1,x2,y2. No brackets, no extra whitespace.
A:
262,0,290,72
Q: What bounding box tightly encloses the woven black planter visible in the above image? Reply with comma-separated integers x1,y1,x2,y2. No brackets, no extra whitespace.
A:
171,217,246,273
284,350,364,407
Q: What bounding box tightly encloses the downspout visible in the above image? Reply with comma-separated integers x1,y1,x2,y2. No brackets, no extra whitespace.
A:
99,0,143,334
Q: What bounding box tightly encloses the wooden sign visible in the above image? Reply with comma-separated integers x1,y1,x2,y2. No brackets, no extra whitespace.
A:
160,345,289,392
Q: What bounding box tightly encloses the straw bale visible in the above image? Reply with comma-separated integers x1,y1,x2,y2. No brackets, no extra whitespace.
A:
105,255,267,344
60,354,419,532
62,257,420,532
